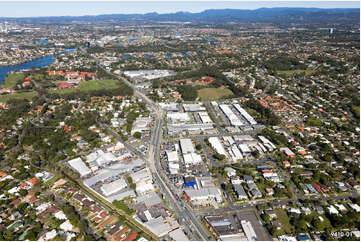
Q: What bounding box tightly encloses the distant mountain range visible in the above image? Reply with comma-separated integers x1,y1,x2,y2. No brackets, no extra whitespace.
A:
1,8,359,26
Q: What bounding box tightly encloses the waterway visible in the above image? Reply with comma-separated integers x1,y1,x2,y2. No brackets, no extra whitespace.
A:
0,48,76,85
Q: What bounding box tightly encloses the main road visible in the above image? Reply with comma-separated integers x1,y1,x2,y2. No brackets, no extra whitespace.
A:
84,49,211,240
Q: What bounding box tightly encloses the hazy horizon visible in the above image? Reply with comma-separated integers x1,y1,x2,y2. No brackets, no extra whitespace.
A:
0,1,359,18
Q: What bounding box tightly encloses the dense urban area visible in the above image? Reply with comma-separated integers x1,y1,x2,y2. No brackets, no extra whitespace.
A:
0,7,360,242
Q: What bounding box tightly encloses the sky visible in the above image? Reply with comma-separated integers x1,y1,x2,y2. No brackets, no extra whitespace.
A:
0,1,359,17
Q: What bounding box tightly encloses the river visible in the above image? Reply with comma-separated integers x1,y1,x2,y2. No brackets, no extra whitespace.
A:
0,48,76,85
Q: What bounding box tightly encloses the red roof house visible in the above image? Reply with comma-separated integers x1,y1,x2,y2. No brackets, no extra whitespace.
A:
58,82,74,89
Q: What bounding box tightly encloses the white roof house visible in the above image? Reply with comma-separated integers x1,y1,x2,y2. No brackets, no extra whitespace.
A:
335,204,347,211
68,157,91,177
327,205,339,214
60,220,73,232
101,178,127,197
54,211,67,220
349,203,360,212
43,229,57,241
225,167,237,177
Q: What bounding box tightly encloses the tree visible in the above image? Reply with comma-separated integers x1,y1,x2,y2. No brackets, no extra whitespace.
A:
195,144,202,150
133,132,141,139
213,154,226,160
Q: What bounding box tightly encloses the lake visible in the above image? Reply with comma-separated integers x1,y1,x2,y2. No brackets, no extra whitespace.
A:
0,48,76,85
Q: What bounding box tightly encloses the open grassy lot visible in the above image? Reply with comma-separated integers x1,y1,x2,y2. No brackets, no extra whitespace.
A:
276,69,315,77
198,87,233,101
1,72,26,88
275,208,294,234
51,79,120,95
0,91,37,102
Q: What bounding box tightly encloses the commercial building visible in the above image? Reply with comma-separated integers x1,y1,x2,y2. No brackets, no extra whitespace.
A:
205,215,245,241
131,117,151,135
159,102,178,112
166,151,179,162
167,123,214,135
184,187,223,204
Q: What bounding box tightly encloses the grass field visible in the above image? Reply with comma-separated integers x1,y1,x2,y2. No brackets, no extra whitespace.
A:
51,79,120,95
0,91,37,102
1,73,26,88
276,69,315,77
275,209,293,234
198,87,233,101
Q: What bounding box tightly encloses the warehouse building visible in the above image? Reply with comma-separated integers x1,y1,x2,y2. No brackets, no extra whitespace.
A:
183,152,202,166
183,103,206,112
167,112,190,123
233,104,257,125
100,178,127,197
68,158,91,177
179,139,195,153
184,187,223,204
198,112,213,124
241,220,257,241
219,104,243,126
208,137,228,157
